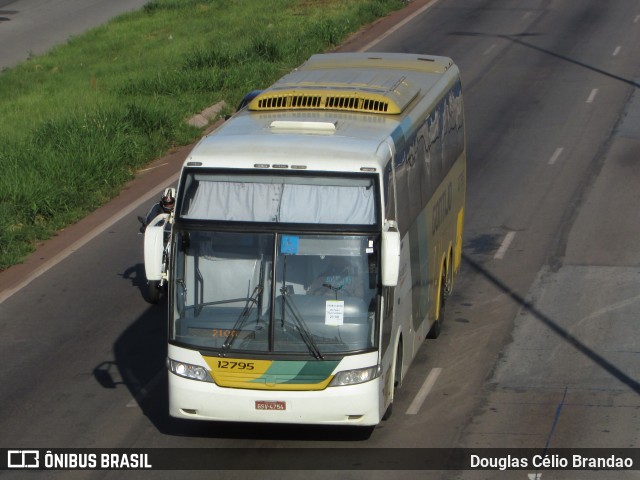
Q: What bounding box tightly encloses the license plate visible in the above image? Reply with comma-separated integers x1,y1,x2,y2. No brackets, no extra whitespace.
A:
255,400,286,411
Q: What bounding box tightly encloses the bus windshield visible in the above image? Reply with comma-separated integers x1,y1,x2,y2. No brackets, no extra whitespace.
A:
171,231,379,356
178,172,377,225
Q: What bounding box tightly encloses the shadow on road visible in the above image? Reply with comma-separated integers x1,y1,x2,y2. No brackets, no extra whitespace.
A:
462,253,640,394
450,31,640,89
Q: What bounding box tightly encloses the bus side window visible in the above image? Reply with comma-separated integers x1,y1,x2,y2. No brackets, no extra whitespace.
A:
384,163,397,225
380,286,394,352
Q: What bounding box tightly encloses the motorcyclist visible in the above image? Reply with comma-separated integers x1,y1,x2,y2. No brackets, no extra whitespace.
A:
140,187,175,233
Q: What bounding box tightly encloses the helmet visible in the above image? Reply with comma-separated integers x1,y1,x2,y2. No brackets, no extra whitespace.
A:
161,187,176,212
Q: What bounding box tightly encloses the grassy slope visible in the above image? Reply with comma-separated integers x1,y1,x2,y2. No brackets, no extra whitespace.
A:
0,0,405,270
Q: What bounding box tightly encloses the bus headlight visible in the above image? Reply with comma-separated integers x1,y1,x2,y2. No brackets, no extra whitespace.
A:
167,358,213,383
329,365,380,387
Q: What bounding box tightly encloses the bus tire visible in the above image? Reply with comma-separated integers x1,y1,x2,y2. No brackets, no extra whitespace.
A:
145,280,162,304
382,402,393,421
383,340,403,421
426,317,441,339
427,266,447,339
394,339,403,388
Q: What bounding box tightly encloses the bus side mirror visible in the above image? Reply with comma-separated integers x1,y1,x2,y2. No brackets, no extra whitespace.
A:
381,229,400,287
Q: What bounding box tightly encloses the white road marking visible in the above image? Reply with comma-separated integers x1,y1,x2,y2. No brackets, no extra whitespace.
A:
612,46,621,56
548,147,564,165
138,162,169,173
577,293,640,324
522,12,532,20
494,231,516,260
586,88,598,104
358,0,442,52
406,367,442,415
0,172,179,305
483,44,497,55
634,15,640,23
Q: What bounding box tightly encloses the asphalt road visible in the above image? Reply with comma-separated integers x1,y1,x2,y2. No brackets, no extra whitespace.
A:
0,0,639,479
0,0,149,70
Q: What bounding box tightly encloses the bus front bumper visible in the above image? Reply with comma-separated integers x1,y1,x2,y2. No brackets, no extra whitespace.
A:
168,372,382,426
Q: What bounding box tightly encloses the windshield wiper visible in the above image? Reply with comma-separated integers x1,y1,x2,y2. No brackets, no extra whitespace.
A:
223,255,267,351
222,284,263,351
281,292,324,360
322,282,343,300
278,254,323,359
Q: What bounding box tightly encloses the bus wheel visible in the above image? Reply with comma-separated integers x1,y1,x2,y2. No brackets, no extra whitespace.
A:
145,280,162,304
383,341,403,421
427,267,447,339
427,317,441,339
394,340,403,388
382,401,393,421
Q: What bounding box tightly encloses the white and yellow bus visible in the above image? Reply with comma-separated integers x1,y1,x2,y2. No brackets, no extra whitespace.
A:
149,52,466,426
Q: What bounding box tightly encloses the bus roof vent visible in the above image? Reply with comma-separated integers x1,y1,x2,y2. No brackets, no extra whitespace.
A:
248,74,419,115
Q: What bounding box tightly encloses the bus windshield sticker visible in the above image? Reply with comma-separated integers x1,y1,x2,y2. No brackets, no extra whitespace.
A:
366,239,374,254
281,235,299,255
325,300,344,326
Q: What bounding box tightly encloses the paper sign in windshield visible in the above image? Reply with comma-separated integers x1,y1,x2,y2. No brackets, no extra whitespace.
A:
325,300,344,325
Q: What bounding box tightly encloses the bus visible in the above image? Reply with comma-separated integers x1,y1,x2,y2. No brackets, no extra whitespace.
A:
145,52,466,426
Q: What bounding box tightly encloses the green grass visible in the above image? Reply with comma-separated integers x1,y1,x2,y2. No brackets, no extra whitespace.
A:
0,0,406,270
